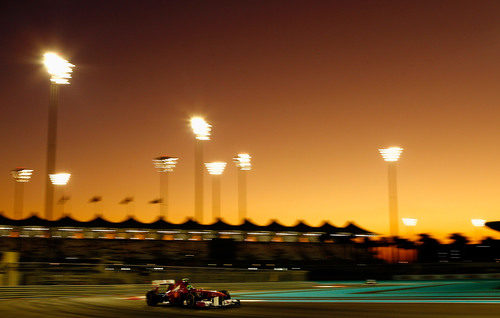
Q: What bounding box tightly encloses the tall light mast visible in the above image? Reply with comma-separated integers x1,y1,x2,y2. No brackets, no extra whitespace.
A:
190,117,211,223
153,156,178,220
43,52,75,220
10,168,33,219
205,162,227,222
234,153,251,223
379,147,403,237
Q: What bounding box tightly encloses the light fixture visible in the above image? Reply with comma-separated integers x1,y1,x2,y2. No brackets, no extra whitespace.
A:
234,153,251,170
205,162,227,175
11,168,33,183
153,156,178,172
471,219,486,227
49,173,71,185
402,218,417,226
190,117,211,140
43,52,75,85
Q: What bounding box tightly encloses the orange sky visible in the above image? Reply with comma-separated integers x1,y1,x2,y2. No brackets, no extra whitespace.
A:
1,1,499,241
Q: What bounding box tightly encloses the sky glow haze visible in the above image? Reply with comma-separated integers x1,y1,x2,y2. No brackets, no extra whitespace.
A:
1,1,500,241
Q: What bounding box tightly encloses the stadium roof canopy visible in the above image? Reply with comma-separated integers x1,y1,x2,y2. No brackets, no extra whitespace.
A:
486,221,500,232
0,213,376,236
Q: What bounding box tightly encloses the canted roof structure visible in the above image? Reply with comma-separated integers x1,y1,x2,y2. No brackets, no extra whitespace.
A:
0,213,376,236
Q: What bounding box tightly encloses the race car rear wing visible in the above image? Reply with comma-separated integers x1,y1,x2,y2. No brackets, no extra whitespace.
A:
152,279,175,286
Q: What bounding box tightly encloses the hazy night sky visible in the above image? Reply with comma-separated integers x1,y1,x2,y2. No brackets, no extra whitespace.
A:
1,0,500,240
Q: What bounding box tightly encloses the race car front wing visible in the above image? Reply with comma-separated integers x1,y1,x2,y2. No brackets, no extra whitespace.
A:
194,297,241,308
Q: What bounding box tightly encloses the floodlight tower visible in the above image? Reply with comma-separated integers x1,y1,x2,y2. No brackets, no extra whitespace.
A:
234,153,251,223
471,218,486,227
10,168,33,219
402,217,417,240
471,218,486,243
190,117,211,223
43,52,75,220
379,147,403,237
49,173,71,219
152,156,178,219
205,162,226,221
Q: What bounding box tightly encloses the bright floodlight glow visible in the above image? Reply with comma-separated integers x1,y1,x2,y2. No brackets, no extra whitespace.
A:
379,147,403,162
153,156,178,172
49,173,71,185
205,162,227,175
190,117,211,140
11,168,33,183
471,219,486,227
234,153,252,171
43,52,75,85
402,218,417,226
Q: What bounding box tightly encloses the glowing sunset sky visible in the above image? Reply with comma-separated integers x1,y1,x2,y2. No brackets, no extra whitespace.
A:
1,1,500,240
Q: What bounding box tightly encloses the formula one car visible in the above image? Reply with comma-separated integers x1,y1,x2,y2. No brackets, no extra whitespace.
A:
145,278,240,308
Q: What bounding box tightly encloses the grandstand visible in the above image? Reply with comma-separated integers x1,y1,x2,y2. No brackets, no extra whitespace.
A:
0,214,376,243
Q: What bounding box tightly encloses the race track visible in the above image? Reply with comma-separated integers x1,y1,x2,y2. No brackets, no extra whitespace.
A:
0,297,499,318
0,281,498,317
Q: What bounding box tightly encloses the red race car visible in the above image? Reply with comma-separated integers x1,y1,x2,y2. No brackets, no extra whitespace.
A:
146,278,240,308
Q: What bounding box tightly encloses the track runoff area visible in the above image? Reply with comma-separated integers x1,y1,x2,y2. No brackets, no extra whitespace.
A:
0,281,498,317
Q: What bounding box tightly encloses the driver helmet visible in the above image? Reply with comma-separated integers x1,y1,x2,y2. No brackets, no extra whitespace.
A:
186,284,194,290
181,278,190,283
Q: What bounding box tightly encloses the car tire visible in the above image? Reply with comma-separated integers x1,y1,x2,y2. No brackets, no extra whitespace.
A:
185,293,197,308
146,291,159,306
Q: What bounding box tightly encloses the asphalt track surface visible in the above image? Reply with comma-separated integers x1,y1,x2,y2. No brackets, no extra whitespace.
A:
0,281,498,317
